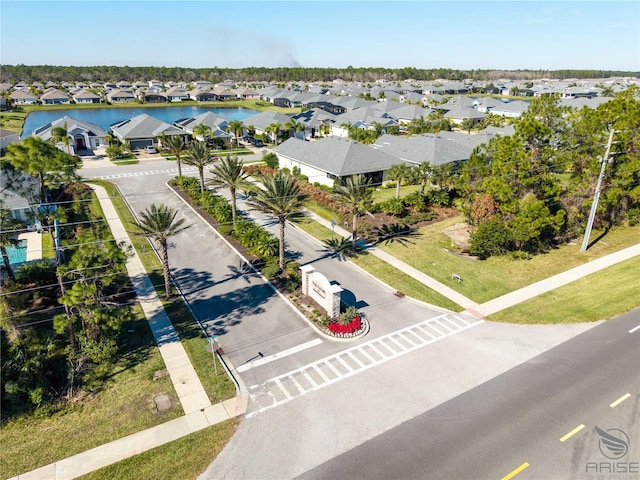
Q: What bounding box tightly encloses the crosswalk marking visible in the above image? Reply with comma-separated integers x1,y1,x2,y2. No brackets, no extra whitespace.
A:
246,313,484,417
92,167,198,180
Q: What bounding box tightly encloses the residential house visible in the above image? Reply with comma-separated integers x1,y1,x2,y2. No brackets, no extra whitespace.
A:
486,100,530,118
72,89,102,104
165,88,189,102
241,110,292,137
40,88,70,105
233,87,261,100
275,136,411,187
110,113,186,150
142,92,168,103
333,107,398,137
32,116,108,153
372,131,493,167
442,105,486,125
0,128,20,153
107,89,135,103
193,80,213,89
289,108,337,139
174,112,232,140
9,90,38,105
189,88,218,102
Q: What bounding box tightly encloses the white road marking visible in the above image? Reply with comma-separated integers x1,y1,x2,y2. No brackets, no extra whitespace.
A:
92,167,197,179
628,324,640,334
246,313,484,417
236,338,323,373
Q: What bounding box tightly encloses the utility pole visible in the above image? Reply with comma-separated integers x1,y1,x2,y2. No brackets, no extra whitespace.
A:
580,127,616,252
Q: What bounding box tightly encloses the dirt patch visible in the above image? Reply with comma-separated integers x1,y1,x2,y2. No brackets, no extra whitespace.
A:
443,222,471,253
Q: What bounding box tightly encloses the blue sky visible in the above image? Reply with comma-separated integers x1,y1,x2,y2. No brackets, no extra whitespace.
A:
1,1,638,71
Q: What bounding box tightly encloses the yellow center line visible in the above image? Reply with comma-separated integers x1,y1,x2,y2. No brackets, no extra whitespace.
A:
560,424,586,442
501,462,530,480
610,393,631,408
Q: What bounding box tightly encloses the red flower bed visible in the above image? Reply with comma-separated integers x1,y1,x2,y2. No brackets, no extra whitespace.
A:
328,315,362,335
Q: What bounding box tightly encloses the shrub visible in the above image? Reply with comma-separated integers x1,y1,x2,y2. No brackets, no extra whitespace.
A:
261,258,281,278
263,152,279,169
427,189,451,207
328,316,362,335
402,211,438,226
403,191,429,212
470,218,514,259
628,207,640,226
378,198,405,216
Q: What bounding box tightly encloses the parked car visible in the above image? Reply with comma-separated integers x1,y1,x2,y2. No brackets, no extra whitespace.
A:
145,145,157,154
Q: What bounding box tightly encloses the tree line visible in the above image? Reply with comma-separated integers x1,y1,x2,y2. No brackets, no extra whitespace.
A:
1,64,637,84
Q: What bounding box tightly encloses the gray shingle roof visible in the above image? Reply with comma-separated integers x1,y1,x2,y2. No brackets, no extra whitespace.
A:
32,116,107,140
242,111,292,131
372,132,493,166
110,114,184,139
276,137,410,177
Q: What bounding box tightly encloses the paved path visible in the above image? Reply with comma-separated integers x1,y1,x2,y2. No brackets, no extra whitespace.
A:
465,243,640,317
92,184,211,415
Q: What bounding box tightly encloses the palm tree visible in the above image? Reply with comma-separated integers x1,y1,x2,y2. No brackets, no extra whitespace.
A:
130,204,190,300
333,174,374,251
183,141,215,195
227,120,244,148
51,122,71,154
414,161,434,194
285,119,305,140
207,154,250,223
246,171,306,271
164,135,187,177
192,123,212,142
387,163,411,199
265,123,281,145
104,132,115,147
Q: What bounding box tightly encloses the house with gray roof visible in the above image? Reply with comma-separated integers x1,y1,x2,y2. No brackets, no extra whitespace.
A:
106,89,135,103
9,90,38,105
443,105,486,125
110,114,186,150
174,112,232,141
0,128,20,153
371,132,493,167
275,137,411,187
289,109,337,139
485,100,530,118
241,111,292,135
40,88,70,105
72,89,102,104
333,107,398,137
32,116,107,154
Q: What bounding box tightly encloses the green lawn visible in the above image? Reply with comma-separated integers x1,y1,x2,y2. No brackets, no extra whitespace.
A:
80,419,239,480
372,184,421,202
489,256,640,324
377,216,640,304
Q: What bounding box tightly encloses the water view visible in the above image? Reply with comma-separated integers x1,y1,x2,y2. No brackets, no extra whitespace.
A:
21,106,259,138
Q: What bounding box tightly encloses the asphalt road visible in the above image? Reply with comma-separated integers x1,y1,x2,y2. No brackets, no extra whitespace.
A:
80,160,449,389
296,308,640,480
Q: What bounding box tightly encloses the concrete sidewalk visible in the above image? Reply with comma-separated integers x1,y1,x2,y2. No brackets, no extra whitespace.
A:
92,184,211,415
466,243,640,317
11,395,248,480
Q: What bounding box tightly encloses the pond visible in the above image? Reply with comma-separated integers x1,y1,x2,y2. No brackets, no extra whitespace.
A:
21,105,259,138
